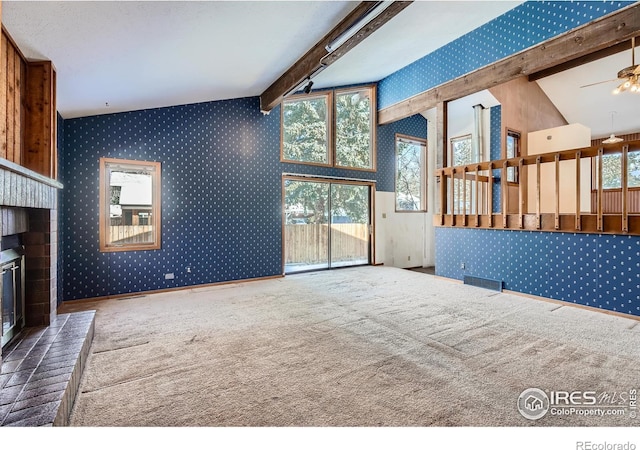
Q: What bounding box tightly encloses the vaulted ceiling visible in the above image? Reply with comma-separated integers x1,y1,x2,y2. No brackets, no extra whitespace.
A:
2,1,637,139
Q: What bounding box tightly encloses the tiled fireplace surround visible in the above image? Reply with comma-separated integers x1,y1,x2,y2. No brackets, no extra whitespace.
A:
0,159,95,426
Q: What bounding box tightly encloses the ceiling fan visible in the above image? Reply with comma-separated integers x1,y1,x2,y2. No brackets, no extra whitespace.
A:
580,36,640,93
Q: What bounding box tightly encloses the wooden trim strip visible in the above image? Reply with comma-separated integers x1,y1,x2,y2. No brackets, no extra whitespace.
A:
536,156,541,229
487,162,493,227
575,151,581,231
58,274,286,308
502,160,508,228
474,164,479,226
597,147,604,232
554,154,560,230
462,166,467,226
622,144,629,233
518,158,524,229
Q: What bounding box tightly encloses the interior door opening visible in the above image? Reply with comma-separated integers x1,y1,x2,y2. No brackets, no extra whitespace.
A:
283,177,373,274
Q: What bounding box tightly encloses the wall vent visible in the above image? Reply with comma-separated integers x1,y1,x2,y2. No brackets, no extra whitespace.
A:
463,275,503,292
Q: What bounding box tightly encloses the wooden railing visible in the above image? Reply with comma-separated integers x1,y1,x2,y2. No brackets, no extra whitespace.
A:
435,140,640,235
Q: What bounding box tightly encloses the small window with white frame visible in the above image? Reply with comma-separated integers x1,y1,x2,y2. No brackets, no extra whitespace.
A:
395,134,427,212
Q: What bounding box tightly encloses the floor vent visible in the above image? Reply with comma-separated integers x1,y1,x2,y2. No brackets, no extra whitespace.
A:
463,275,503,292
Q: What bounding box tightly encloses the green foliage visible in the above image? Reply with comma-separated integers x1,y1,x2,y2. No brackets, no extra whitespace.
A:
282,97,328,164
285,180,369,225
601,151,640,189
335,91,372,168
395,141,422,210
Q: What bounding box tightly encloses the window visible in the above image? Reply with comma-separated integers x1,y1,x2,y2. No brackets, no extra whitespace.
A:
281,85,376,171
506,129,521,183
451,134,473,166
99,158,161,252
335,87,375,170
281,92,331,165
598,151,640,189
450,135,473,214
395,134,427,211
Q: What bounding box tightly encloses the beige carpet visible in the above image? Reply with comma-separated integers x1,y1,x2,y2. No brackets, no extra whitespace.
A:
62,266,640,427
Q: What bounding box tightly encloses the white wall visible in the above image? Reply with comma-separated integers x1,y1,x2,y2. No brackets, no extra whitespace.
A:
527,123,592,214
374,191,424,268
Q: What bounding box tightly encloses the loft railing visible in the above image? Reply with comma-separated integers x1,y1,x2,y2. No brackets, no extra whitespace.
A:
435,140,640,235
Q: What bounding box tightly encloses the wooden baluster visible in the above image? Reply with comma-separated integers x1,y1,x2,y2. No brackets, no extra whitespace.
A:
474,164,480,227
462,166,467,226
555,154,560,230
575,151,581,231
536,156,541,229
502,160,508,228
597,147,603,232
450,168,456,226
622,145,629,233
518,158,524,229
438,169,445,225
487,162,493,227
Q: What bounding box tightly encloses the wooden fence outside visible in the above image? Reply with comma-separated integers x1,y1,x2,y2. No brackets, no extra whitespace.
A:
284,223,369,264
110,225,154,244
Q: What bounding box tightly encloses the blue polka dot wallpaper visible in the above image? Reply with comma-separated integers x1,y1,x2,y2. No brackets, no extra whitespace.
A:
435,228,640,316
61,95,426,300
378,1,634,110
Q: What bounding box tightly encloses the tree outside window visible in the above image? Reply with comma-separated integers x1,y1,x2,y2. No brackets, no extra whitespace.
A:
395,135,426,211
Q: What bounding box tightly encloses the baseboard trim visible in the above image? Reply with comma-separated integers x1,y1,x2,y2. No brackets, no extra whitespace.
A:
59,274,284,308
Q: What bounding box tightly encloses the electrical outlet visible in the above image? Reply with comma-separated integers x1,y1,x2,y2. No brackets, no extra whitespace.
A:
460,263,465,270
165,273,175,280
408,255,411,261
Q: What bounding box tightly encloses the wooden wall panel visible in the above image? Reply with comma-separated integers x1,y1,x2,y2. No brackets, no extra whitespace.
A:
24,60,56,178
0,30,27,166
591,189,640,214
0,32,7,160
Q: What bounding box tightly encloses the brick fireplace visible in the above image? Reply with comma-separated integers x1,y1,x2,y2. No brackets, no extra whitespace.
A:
0,158,62,365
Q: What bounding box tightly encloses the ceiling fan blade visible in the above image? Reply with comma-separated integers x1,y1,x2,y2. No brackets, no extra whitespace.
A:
579,78,619,88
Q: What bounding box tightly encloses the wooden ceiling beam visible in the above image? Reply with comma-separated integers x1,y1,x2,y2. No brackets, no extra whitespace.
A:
378,3,640,125
259,1,413,114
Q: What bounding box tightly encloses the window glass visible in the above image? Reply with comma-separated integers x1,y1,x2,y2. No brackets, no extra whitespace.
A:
601,151,640,189
395,135,426,211
335,88,374,169
281,94,330,165
100,158,161,252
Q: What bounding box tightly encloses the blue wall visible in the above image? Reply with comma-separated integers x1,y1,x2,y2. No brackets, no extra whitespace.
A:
61,96,426,300
435,228,640,316
378,1,633,110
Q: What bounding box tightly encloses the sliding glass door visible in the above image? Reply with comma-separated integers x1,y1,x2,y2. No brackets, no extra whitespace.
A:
284,178,371,274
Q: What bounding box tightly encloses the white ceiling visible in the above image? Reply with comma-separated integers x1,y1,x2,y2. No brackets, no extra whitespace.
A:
2,0,520,119
2,0,637,139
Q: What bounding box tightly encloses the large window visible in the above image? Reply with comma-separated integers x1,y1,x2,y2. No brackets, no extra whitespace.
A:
598,151,640,189
335,87,375,170
99,158,161,252
395,134,427,211
281,92,331,165
281,85,376,171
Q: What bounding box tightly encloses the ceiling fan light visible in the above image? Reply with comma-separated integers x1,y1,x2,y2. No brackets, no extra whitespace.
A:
612,86,622,94
623,79,632,88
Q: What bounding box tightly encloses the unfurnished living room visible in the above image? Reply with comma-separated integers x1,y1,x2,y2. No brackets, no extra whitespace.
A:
0,0,639,447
